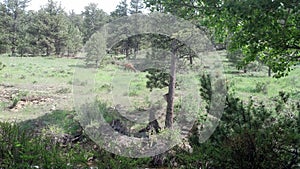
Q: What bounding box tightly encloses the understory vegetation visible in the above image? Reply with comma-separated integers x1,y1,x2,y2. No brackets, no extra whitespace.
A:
0,65,299,168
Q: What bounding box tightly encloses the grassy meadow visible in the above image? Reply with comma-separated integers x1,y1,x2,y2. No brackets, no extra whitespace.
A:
0,52,299,168
0,52,299,122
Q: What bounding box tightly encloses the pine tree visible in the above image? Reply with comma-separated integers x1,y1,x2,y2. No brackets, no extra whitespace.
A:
0,0,30,56
68,10,84,36
129,0,144,14
84,31,106,67
0,2,9,53
66,24,83,57
26,0,69,56
110,0,128,18
82,3,108,43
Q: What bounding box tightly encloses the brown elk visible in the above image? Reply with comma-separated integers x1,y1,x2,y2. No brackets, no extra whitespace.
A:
124,63,137,72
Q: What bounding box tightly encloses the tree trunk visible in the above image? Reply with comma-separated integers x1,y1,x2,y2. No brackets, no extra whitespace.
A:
11,47,16,57
243,66,247,73
165,40,177,129
134,36,140,58
151,40,177,167
189,55,193,65
46,47,50,56
268,66,271,77
134,39,139,59
124,40,130,58
125,46,129,58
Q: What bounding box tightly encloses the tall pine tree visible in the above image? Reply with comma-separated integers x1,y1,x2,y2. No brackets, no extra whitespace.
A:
129,0,144,14
110,0,128,18
0,0,30,56
82,3,108,43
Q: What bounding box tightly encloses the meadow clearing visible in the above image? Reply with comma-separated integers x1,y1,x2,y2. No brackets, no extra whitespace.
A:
0,52,299,168
1,52,299,122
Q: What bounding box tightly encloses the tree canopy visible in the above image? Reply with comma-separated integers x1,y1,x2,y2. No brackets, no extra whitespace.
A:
145,0,300,77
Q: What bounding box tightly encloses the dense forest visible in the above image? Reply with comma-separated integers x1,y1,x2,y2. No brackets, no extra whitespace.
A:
0,0,299,168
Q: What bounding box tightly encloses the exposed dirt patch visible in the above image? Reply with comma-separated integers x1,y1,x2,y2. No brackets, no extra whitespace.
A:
0,83,73,120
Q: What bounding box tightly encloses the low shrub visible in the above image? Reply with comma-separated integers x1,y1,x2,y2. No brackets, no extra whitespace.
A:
254,81,268,94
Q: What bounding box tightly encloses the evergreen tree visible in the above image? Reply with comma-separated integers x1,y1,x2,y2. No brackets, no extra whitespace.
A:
84,31,106,67
0,2,9,53
110,0,128,18
66,24,83,57
0,0,30,56
129,0,144,14
16,11,31,56
26,0,69,56
43,0,69,56
26,10,53,55
82,3,108,43
126,0,145,57
68,10,84,35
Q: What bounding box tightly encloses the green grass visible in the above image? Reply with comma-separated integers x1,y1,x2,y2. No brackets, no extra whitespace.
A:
0,55,82,121
0,56,78,86
226,68,300,101
220,50,300,101
94,63,166,108
0,53,299,122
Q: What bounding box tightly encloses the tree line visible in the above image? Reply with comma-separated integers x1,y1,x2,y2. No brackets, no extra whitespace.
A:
2,0,299,77
0,0,144,57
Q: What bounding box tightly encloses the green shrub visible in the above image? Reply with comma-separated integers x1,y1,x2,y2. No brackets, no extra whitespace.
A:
190,74,300,169
254,81,268,94
11,97,19,108
56,87,72,94
0,122,87,168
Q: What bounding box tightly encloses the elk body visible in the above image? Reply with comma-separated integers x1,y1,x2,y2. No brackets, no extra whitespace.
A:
124,63,137,72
